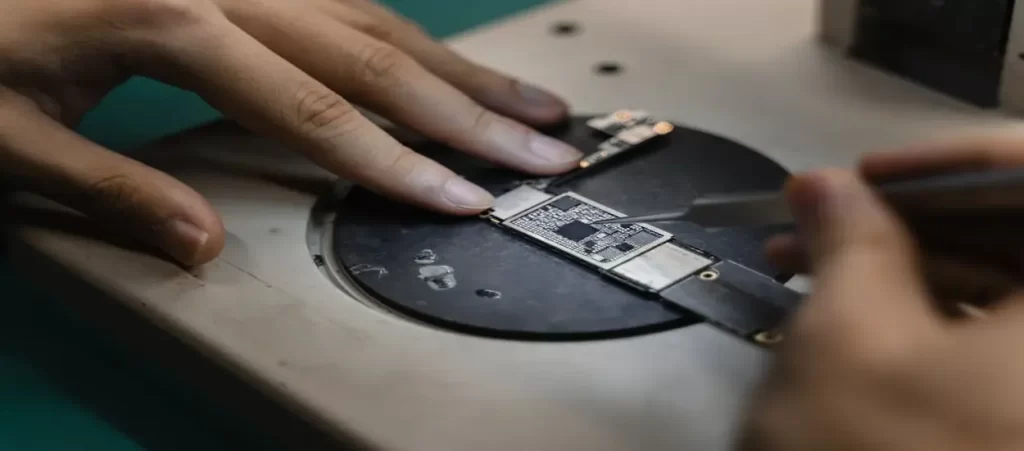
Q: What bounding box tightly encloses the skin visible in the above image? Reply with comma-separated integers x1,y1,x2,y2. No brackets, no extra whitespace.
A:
0,0,582,265
739,138,1024,451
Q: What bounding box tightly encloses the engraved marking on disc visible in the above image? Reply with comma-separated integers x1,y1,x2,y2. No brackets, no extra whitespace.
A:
418,265,457,291
350,264,388,278
414,249,438,264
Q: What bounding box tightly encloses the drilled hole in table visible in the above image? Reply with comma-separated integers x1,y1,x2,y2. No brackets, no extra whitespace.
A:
551,21,580,36
594,62,622,76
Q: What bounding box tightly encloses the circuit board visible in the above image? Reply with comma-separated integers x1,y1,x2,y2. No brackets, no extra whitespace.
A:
582,110,673,169
332,112,798,343
503,192,672,270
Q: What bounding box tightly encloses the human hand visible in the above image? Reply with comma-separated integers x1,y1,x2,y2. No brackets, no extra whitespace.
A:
768,136,1024,305
0,0,581,265
739,155,1024,450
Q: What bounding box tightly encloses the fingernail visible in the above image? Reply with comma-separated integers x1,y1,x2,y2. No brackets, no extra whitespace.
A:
443,177,494,210
516,81,562,107
530,134,583,165
162,218,209,264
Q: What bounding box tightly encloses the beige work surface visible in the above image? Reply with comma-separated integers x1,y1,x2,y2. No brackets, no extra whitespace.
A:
9,1,1023,450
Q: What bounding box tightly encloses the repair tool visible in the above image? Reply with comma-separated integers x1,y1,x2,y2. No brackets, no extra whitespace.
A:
594,167,1024,228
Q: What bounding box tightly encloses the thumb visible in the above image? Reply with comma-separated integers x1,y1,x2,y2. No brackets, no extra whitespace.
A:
1,90,224,266
786,169,936,327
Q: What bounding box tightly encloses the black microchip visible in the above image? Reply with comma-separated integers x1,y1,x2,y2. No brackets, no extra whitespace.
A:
615,243,634,252
583,241,596,248
555,221,598,241
548,196,582,211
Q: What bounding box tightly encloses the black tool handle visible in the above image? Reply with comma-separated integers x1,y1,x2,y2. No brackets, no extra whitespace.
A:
876,168,1024,296
879,167,1024,215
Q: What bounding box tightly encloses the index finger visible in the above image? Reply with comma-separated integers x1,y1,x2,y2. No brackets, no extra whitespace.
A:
150,13,493,214
329,0,570,125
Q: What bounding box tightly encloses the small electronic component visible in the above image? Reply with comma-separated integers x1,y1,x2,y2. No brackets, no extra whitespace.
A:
487,185,553,221
502,192,672,271
486,186,709,287
580,110,674,169
585,109,652,135
519,111,675,189
611,243,712,292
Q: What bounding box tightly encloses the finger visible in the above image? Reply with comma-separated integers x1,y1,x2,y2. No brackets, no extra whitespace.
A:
861,135,1024,181
222,2,580,176
153,13,495,214
764,234,809,274
0,88,224,265
323,0,570,125
787,169,937,327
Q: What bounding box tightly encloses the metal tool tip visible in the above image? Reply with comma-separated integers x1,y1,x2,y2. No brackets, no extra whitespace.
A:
591,218,631,225
593,210,690,225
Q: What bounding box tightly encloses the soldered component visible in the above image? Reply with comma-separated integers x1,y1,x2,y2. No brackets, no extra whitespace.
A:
482,110,688,291
515,110,674,186
585,109,652,134
652,121,675,135
501,192,672,271
486,185,553,221
581,110,674,170
611,243,712,292
522,176,559,190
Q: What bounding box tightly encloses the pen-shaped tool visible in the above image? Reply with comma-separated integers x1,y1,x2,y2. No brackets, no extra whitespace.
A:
593,167,1024,228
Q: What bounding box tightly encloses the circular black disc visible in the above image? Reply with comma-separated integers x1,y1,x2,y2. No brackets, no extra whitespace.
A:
331,116,790,340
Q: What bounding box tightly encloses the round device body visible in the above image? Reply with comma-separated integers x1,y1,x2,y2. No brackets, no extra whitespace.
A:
331,116,790,340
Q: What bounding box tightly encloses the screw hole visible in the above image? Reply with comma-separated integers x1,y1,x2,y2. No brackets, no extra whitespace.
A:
594,62,623,76
754,330,785,346
699,270,719,281
1018,52,1024,61
475,289,502,299
551,21,580,36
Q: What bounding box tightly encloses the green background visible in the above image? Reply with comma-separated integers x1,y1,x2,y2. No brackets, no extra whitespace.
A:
1,1,550,449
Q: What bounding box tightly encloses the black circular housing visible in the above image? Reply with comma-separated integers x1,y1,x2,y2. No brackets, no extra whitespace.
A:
331,116,790,340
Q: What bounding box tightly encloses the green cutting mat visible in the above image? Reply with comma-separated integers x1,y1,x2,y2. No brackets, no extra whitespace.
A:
1,2,551,449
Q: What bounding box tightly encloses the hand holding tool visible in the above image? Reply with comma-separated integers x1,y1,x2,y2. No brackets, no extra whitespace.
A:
593,167,1024,228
